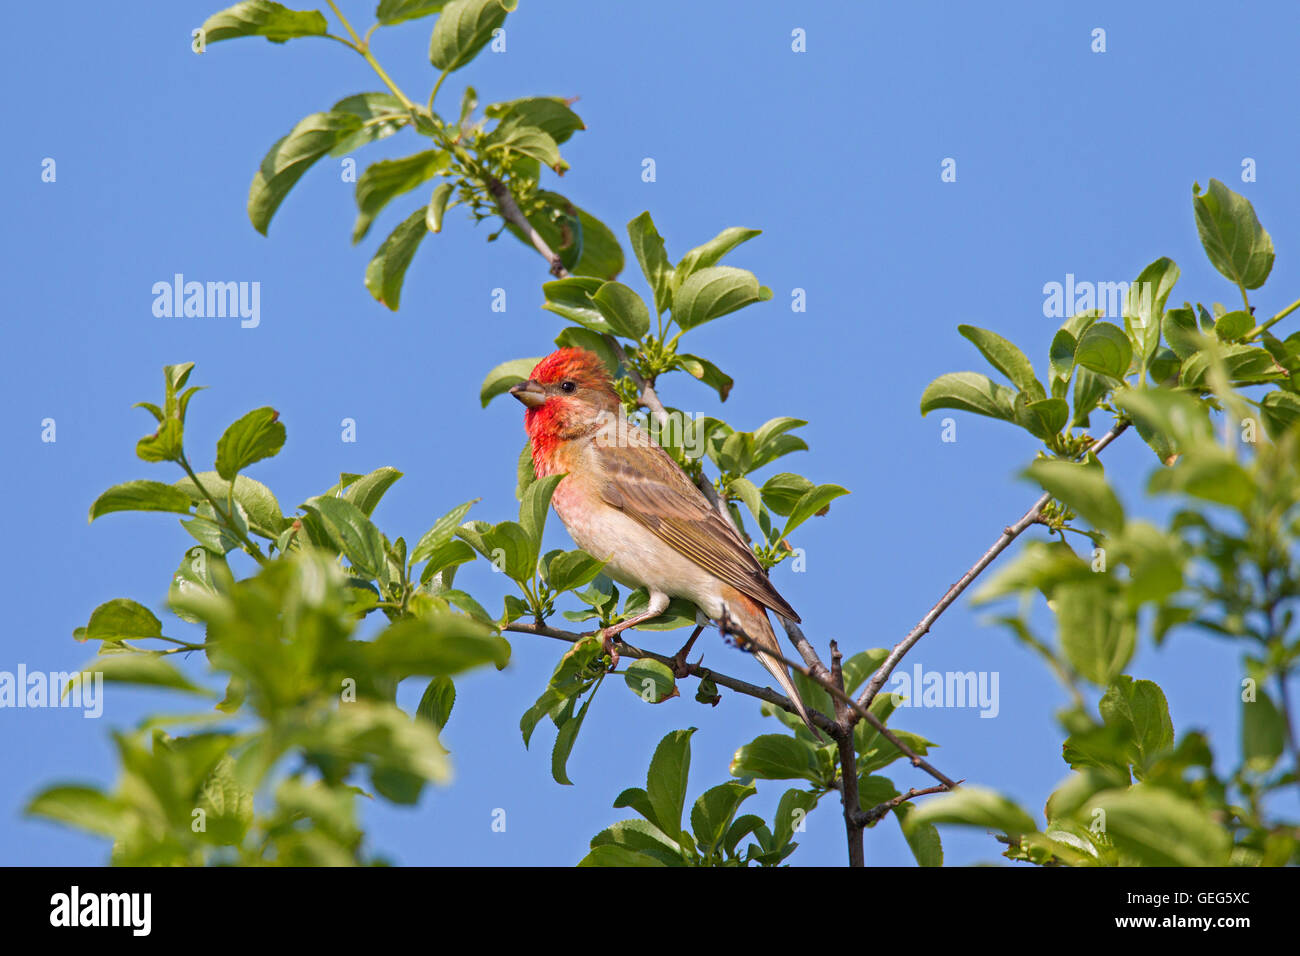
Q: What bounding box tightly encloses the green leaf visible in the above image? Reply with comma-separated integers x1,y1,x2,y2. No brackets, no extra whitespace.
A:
1071,367,1113,428
365,206,429,310
760,473,814,517
136,418,183,463
673,353,732,401
516,439,537,501
301,495,388,579
620,591,699,631
1056,582,1136,686
342,466,403,516
353,150,449,243
895,802,943,866
329,92,410,156
729,734,822,783
907,786,1037,836
1049,329,1077,395
1015,396,1070,440
627,211,673,314
172,472,289,535
1123,257,1180,367
1179,343,1283,388
958,325,1045,399
919,372,1016,421
367,614,510,676
1162,307,1204,360
674,227,761,288
418,539,477,585
541,277,609,330
480,356,541,407
579,842,672,867
201,1,327,43
591,281,651,339
485,97,585,144
520,473,565,546
546,550,604,593
215,407,286,480
672,266,771,331
1088,786,1230,866
772,788,820,849
86,654,207,694
1192,178,1274,291
411,499,478,563
1214,310,1253,342
781,484,850,537
1100,677,1174,773
646,728,696,841
1023,459,1124,534
509,192,624,280
1074,322,1132,379
416,675,456,729
484,117,565,172
26,786,128,838
376,0,448,26
481,521,536,583
426,181,454,232
429,0,511,71
690,780,756,853
624,660,676,703
88,480,194,522
552,693,596,786
81,598,164,642
1260,390,1300,439
1242,686,1285,772
1147,449,1255,510
169,546,230,624
249,111,363,234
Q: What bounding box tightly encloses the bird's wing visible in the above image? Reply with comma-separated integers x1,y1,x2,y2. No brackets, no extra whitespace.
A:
592,430,800,622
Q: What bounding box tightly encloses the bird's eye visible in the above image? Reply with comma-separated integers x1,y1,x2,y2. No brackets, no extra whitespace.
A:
559,380,577,393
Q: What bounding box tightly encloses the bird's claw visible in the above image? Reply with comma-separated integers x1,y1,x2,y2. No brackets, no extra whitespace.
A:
599,629,622,670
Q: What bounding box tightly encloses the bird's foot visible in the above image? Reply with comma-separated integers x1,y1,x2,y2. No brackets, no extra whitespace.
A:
598,629,623,670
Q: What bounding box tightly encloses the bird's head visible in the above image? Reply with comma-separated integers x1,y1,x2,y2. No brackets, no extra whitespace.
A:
511,348,619,446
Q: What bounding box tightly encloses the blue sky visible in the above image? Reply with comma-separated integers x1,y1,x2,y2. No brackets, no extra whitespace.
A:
3,0,1298,866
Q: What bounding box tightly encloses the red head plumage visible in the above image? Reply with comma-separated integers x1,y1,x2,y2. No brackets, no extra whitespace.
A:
511,348,618,475
528,348,613,391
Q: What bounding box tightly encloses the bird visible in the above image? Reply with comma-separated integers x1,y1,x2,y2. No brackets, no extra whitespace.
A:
509,347,818,734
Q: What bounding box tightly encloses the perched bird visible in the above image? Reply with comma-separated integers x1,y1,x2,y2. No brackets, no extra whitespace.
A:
510,347,817,734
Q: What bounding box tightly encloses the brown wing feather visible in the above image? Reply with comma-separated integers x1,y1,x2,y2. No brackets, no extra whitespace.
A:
594,430,800,622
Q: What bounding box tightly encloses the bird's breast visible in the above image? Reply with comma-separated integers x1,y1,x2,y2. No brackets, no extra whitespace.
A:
550,475,725,619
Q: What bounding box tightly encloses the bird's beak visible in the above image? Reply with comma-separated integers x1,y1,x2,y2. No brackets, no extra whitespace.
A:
509,379,547,408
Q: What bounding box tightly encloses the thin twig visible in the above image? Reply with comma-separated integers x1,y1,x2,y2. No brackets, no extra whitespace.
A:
856,419,1131,711
487,178,568,277
853,784,956,827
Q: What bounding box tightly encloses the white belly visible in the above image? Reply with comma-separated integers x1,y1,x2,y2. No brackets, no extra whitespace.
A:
551,479,725,620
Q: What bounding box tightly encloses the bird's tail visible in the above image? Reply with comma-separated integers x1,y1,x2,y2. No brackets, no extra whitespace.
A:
724,592,822,740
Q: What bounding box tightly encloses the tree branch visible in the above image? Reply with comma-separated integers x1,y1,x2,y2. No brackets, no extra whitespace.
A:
831,643,865,867
486,177,569,277
856,419,1132,712
503,619,840,734
853,784,955,827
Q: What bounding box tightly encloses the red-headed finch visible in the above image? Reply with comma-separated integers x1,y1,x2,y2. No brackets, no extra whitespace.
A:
510,347,817,734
